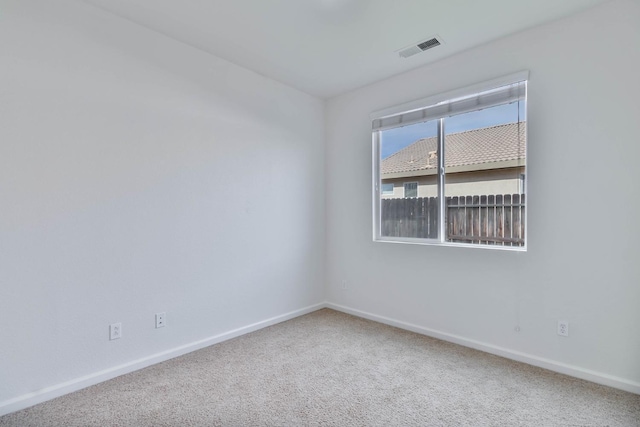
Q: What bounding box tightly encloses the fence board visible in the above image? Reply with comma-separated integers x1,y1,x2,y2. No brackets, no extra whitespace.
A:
429,197,437,238
504,194,512,247
447,197,456,240
520,194,527,242
472,195,480,243
512,194,521,242
487,195,495,245
496,194,504,241
480,195,487,244
381,193,524,246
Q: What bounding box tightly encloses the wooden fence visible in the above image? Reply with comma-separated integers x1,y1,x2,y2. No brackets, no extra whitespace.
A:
381,194,525,246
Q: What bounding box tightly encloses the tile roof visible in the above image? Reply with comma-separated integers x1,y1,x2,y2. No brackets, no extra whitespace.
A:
381,122,526,175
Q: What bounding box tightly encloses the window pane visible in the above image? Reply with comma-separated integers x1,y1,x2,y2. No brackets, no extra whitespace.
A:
404,182,418,198
379,119,439,239
443,102,526,246
381,183,394,195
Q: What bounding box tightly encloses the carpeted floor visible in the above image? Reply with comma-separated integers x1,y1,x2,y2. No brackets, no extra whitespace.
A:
1,308,639,426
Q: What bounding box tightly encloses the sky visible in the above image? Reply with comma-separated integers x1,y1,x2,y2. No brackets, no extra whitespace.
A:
380,101,525,159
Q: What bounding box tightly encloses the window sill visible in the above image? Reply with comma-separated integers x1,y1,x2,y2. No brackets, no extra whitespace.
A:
373,236,527,252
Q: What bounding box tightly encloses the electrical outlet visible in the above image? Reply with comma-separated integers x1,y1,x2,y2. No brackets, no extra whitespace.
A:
109,323,122,340
557,320,569,337
155,312,166,329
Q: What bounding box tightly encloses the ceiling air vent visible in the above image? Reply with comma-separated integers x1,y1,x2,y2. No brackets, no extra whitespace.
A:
398,36,442,59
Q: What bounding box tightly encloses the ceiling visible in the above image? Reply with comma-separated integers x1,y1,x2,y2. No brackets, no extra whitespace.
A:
81,0,609,99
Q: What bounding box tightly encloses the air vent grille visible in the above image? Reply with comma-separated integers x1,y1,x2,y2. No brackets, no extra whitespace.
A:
417,38,440,51
398,36,442,59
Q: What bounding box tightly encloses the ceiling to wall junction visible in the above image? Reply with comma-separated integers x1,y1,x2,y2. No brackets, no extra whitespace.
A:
81,0,609,98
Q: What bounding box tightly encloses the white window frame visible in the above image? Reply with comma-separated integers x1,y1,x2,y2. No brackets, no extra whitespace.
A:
371,71,528,251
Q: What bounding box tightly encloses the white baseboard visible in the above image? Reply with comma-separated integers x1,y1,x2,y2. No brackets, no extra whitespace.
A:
326,302,640,395
0,303,326,417
3,301,637,417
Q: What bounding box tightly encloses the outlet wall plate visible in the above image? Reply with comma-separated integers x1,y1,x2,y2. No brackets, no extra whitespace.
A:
557,320,569,337
156,312,166,328
109,323,122,340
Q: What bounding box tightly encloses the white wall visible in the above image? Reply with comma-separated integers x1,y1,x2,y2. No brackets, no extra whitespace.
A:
326,0,640,391
0,0,325,411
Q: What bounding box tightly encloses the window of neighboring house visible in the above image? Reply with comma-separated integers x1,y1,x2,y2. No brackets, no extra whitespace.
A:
381,183,394,195
372,72,528,250
403,182,418,198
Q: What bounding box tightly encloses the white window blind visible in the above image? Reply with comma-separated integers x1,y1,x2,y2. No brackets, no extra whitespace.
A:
372,81,526,132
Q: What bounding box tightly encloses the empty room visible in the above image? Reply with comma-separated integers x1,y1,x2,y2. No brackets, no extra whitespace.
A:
1,0,639,425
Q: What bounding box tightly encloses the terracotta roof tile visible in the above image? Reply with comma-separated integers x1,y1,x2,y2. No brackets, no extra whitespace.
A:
381,122,526,175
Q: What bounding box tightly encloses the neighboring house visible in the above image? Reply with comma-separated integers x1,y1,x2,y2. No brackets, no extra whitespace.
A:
381,122,526,198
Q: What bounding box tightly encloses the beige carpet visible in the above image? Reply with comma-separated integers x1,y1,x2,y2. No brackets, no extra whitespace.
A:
1,309,639,426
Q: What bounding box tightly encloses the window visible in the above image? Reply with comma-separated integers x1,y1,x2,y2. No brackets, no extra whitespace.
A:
404,182,418,198
381,183,394,195
372,72,527,250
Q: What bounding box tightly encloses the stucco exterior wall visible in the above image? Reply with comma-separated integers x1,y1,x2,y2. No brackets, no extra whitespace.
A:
381,167,524,198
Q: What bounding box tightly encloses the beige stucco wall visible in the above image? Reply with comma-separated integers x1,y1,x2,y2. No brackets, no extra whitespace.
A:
381,167,524,199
